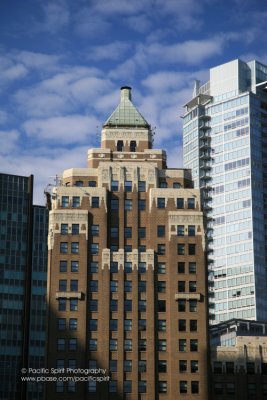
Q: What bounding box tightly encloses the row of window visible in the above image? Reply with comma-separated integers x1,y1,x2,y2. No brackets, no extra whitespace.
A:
158,243,196,256
213,382,267,396
213,361,265,375
71,179,183,191
55,380,199,394
61,338,199,352
59,261,197,274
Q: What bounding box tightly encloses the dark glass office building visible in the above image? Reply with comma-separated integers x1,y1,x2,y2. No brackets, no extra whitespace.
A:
0,173,48,400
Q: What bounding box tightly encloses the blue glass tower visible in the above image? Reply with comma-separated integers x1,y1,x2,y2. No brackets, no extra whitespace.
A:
182,59,267,323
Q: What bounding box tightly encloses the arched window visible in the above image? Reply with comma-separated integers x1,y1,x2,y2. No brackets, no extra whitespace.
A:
117,140,123,151
130,140,136,152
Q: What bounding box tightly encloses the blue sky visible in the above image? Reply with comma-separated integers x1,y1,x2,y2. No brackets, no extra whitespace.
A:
0,0,266,203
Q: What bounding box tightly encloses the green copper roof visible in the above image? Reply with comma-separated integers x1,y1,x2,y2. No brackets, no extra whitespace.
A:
103,86,150,128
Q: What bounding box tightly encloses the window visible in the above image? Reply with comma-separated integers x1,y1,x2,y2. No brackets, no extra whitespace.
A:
111,198,119,210
60,242,68,254
178,319,186,331
88,381,96,393
61,223,68,235
189,300,197,312
177,244,185,255
110,320,118,331
71,224,79,235
188,198,195,209
226,383,235,396
177,198,184,209
138,227,146,238
109,381,117,393
89,319,98,331
110,281,118,292
111,180,119,191
158,340,167,351
138,300,146,312
247,362,255,374
191,360,199,373
110,339,117,351
157,244,165,255
59,279,67,291
69,318,77,330
139,361,146,372
57,338,65,351
157,225,165,237
158,263,166,274
138,319,146,331
69,338,77,351
58,298,66,311
56,382,64,393
158,360,167,372
157,198,165,208
173,182,181,188
189,262,196,273
139,339,146,351
91,225,99,236
124,339,132,351
89,300,98,311
125,281,132,292
190,339,198,352
57,359,65,368
190,320,198,331
158,281,166,293
248,383,256,395
138,181,146,192
72,196,80,208
158,320,166,331
110,227,118,238
125,245,132,252
110,262,118,273
159,381,167,393
189,281,197,292
70,299,78,311
124,319,132,331
213,361,222,374
188,225,195,236
89,280,98,292
130,140,136,152
109,360,117,372
124,381,132,393
177,225,184,236
188,244,196,255
110,244,118,252
177,262,185,273
179,339,186,352
124,300,132,311
179,381,187,394
125,262,132,273
226,362,234,374
124,227,132,238
117,140,123,151
90,243,99,255
191,381,199,394
124,360,132,372
92,197,99,208
89,262,98,273
61,196,69,208
214,383,223,395
178,299,186,312
60,260,67,272
138,281,146,292
139,245,146,253
70,280,78,291
88,180,96,187
58,318,66,331
138,381,146,393
138,199,146,210
159,180,167,188
179,360,187,372
89,360,97,368
71,242,79,254
158,300,166,312
75,180,83,187
68,381,76,393
178,281,185,292
125,199,132,210
138,262,146,273
125,181,132,192
89,339,97,351
71,261,79,273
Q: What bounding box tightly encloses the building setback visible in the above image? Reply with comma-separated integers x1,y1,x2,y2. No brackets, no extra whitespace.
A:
182,59,267,324
45,86,209,399
0,173,48,400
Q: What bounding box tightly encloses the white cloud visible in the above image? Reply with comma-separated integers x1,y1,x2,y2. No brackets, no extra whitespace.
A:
0,130,20,154
23,115,100,144
125,15,152,33
0,111,8,124
88,41,131,61
39,0,70,33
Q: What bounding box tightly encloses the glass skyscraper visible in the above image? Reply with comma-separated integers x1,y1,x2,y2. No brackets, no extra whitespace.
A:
182,59,267,323
0,173,48,400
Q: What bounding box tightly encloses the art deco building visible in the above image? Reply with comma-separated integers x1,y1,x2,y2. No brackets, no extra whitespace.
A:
0,173,48,400
182,59,267,324
46,87,209,399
